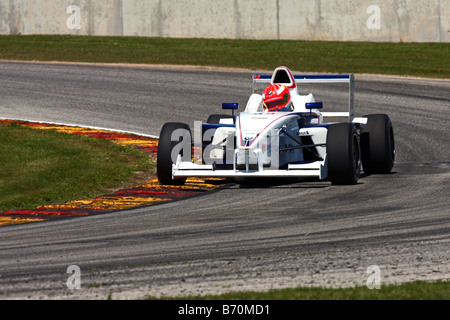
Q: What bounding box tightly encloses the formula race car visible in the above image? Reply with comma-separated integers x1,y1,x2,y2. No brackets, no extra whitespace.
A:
157,66,395,185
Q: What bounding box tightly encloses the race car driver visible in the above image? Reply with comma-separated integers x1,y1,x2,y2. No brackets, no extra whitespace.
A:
262,84,293,112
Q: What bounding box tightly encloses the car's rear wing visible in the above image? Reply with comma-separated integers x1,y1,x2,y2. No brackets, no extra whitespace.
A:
252,73,355,123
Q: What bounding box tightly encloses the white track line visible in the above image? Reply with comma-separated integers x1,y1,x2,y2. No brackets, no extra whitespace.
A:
0,117,159,139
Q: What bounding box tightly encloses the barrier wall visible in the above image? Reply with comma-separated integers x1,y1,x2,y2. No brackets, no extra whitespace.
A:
0,0,449,42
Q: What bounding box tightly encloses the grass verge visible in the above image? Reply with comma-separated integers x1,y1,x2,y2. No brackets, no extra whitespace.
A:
147,280,449,300
0,122,154,211
0,35,449,78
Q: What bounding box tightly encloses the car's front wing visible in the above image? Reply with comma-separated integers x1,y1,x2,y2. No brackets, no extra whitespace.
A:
173,156,328,180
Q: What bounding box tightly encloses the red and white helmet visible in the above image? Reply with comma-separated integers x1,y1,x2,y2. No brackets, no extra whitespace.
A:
262,84,292,112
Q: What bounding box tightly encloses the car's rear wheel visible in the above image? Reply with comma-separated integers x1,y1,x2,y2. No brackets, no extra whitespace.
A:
206,114,235,124
327,123,361,185
157,122,191,185
361,114,395,174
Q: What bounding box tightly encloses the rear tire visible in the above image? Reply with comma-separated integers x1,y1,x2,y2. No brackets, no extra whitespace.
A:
361,114,395,174
207,114,234,124
327,123,361,185
157,122,191,185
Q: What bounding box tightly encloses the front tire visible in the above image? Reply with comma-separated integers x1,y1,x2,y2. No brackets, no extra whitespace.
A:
327,123,361,185
361,114,395,174
157,122,192,185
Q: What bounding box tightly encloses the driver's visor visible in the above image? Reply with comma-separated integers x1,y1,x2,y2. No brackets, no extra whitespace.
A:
264,94,290,110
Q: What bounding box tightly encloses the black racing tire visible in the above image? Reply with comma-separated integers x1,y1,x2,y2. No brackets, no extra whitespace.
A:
157,122,192,185
361,114,395,175
206,114,235,124
327,123,361,185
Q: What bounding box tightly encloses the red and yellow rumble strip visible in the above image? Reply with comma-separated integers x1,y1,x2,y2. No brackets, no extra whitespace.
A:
0,119,226,227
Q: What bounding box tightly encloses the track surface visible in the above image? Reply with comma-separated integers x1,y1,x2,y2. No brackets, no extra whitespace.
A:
0,62,449,299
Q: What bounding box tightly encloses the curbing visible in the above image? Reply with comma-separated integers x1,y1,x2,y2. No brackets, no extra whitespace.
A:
0,119,226,227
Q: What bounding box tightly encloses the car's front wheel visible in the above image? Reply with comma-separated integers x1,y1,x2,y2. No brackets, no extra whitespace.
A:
327,123,361,185
157,122,192,185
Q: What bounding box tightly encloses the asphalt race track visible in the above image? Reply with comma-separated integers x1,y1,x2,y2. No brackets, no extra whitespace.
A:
0,62,449,299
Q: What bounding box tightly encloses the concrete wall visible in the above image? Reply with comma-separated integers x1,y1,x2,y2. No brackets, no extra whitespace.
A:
0,0,448,42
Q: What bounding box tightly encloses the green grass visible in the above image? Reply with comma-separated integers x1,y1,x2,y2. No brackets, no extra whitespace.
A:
0,35,448,78
0,122,154,211
147,281,449,300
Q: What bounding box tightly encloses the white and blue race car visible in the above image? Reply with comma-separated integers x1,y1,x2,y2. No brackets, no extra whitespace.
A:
157,66,395,185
